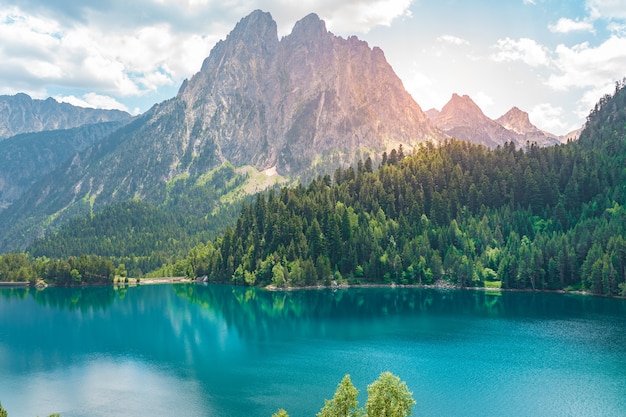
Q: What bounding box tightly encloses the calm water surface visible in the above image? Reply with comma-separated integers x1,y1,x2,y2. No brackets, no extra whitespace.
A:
1,284,625,417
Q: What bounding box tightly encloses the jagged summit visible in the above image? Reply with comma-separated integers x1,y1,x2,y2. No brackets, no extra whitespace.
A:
433,94,560,148
0,10,443,251
496,107,540,135
291,13,328,39
436,94,486,128
497,107,560,146
0,93,130,139
434,94,519,148
180,10,441,173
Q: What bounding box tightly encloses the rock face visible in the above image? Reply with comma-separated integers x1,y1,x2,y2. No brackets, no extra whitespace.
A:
435,94,519,148
496,107,560,147
434,94,560,148
0,10,443,251
179,10,441,174
0,94,130,139
0,121,128,211
424,108,440,121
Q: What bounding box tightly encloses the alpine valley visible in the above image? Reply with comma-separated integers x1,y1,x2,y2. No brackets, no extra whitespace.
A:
0,11,625,297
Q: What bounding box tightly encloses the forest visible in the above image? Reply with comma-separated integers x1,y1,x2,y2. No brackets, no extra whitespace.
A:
1,82,625,295
152,81,626,296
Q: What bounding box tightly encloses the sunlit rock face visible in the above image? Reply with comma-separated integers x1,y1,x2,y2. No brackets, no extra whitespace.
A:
434,94,561,148
0,10,444,251
179,10,443,175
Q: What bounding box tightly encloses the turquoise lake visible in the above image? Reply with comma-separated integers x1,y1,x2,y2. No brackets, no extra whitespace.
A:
1,284,625,417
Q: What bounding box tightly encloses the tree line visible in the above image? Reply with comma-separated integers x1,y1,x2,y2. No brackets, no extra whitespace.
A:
153,83,626,296
0,252,114,286
2,82,626,293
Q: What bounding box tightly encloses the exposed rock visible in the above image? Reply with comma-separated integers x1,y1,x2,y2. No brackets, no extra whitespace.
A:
0,121,127,211
0,10,443,252
434,94,560,148
559,127,582,143
496,107,560,147
425,108,440,121
0,94,130,139
179,10,442,175
435,94,519,148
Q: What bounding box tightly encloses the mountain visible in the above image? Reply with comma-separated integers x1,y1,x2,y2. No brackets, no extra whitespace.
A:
0,10,442,253
433,94,560,148
495,107,560,147
158,82,626,296
424,108,440,121
0,121,129,211
434,94,519,148
0,93,130,139
559,127,582,143
178,11,441,174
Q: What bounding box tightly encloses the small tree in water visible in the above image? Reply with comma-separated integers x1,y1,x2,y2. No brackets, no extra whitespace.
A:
317,374,359,417
366,372,415,417
275,372,414,417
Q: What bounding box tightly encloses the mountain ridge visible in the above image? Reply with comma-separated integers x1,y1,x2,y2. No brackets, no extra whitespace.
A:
0,120,129,211
0,93,131,139
0,10,443,252
433,94,562,147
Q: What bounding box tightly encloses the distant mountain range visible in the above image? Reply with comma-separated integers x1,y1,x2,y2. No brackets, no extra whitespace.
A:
0,10,583,253
0,93,130,139
0,121,129,211
426,94,578,148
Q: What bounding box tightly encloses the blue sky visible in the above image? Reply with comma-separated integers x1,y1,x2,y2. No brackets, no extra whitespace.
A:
1,0,625,135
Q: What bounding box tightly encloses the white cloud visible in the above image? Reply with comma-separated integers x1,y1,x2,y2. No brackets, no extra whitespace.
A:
0,1,415,111
586,0,626,20
304,0,414,33
491,37,551,67
56,93,130,112
523,0,536,5
437,34,469,46
549,17,594,33
547,35,626,90
473,91,494,113
529,103,569,133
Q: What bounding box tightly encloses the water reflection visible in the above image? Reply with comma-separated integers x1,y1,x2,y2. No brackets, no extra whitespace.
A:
1,285,625,417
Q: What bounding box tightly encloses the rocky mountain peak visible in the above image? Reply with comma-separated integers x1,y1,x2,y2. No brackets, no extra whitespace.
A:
496,106,538,135
434,93,518,148
291,13,328,40
436,93,486,128
182,10,441,173
231,10,275,35
0,10,445,252
197,10,278,75
424,108,440,121
432,94,561,148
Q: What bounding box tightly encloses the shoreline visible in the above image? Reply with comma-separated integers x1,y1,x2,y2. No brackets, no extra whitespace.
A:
3,278,624,299
261,281,626,299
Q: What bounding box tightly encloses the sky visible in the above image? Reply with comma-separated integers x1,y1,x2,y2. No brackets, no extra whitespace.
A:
1,1,626,135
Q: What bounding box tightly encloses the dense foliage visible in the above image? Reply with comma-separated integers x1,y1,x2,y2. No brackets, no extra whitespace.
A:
0,252,114,286
273,372,414,417
26,163,250,274
2,82,625,293
158,82,626,296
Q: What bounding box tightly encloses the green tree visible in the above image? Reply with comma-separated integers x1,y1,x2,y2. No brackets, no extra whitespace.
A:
0,401,7,417
365,372,415,417
317,374,359,417
271,409,289,417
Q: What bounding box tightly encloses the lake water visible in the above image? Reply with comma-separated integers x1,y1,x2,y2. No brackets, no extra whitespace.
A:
1,284,625,417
